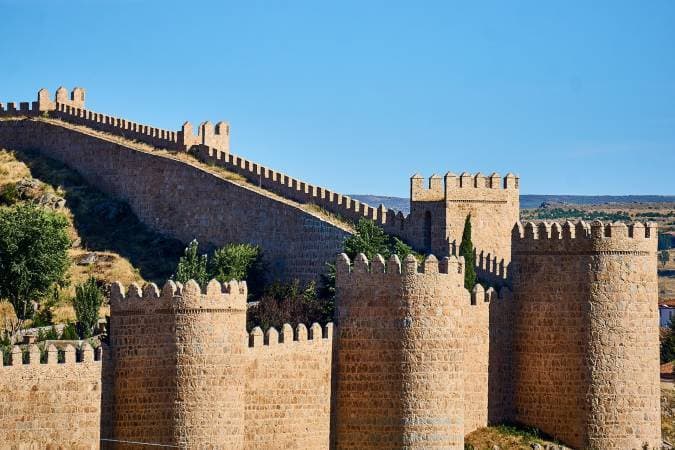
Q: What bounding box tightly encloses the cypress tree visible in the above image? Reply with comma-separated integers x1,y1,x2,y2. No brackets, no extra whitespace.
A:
459,215,477,290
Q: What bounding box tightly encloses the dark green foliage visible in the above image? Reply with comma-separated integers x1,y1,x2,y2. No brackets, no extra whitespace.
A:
37,326,59,341
344,218,415,260
661,317,675,363
459,215,477,290
60,322,79,340
210,243,265,297
32,285,60,328
73,277,104,338
0,204,70,323
174,240,208,287
0,183,19,206
173,240,265,297
246,280,333,332
533,207,630,222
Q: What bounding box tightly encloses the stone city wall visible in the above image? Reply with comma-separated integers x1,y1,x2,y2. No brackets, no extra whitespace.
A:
1,88,229,152
511,220,661,450
0,118,349,282
0,343,103,450
245,323,333,449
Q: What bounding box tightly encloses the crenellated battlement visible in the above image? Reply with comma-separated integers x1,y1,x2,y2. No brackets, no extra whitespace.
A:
110,278,247,312
247,322,333,349
512,220,658,254
411,171,519,201
0,342,101,368
335,252,465,277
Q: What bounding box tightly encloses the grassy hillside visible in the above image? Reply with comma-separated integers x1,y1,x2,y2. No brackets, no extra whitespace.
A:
0,148,185,328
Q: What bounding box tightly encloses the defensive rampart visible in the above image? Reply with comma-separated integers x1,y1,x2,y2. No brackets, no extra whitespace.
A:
109,279,333,449
245,323,333,449
0,118,349,282
511,220,660,449
1,87,229,152
0,343,103,449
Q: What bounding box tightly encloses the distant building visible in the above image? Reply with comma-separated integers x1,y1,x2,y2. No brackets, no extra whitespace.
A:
660,299,675,326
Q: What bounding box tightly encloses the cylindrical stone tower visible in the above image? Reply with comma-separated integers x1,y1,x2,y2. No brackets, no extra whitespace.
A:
334,252,468,449
172,279,248,448
109,278,248,449
584,221,660,449
511,220,660,449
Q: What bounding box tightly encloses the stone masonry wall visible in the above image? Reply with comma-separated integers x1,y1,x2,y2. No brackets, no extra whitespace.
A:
0,344,102,449
110,279,249,448
511,220,661,450
334,253,468,449
0,118,349,282
245,323,333,449
407,173,519,271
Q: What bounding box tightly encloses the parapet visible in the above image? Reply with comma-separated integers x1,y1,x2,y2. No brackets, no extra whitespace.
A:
0,342,101,368
335,252,465,278
247,322,333,349
411,171,519,201
180,120,230,152
512,220,658,254
110,278,247,313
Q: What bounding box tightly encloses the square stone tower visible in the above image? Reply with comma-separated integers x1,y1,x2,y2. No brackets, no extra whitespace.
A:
406,172,519,264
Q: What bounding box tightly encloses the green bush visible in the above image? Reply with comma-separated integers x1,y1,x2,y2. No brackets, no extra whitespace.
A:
73,277,104,338
0,204,70,328
60,322,79,340
246,280,333,332
343,218,415,261
210,243,265,296
174,239,208,287
174,240,265,296
0,183,19,206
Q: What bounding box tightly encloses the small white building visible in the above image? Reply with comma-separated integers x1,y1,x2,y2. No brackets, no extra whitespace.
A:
660,302,675,327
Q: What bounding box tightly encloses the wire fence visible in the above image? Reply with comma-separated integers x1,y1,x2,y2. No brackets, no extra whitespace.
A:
100,438,183,448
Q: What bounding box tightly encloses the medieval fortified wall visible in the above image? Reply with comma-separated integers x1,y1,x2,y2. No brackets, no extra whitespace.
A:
0,88,662,449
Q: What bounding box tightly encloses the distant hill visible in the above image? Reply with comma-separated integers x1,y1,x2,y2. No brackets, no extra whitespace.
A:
350,194,675,214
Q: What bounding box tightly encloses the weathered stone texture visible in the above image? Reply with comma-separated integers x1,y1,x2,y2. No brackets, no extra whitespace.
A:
0,119,349,282
0,346,102,449
334,254,468,449
244,323,333,449
512,221,661,449
405,173,519,271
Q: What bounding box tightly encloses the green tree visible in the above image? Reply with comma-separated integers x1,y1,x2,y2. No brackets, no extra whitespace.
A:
211,243,260,281
174,239,208,287
73,277,104,338
459,215,477,290
0,204,70,334
344,218,415,261
662,316,675,363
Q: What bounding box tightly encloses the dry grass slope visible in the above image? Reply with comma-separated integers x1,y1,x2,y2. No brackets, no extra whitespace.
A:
0,147,184,327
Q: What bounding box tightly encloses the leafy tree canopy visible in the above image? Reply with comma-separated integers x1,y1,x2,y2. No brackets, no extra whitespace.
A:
0,204,70,323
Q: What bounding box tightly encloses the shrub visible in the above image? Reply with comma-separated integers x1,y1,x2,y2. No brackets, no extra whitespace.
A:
246,281,333,332
173,240,265,296
60,322,79,340
344,218,415,261
174,239,208,287
73,277,104,338
210,243,265,296
0,183,19,206
0,204,70,332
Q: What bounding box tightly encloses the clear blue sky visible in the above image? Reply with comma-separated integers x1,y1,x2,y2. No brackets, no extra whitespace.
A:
1,1,674,196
